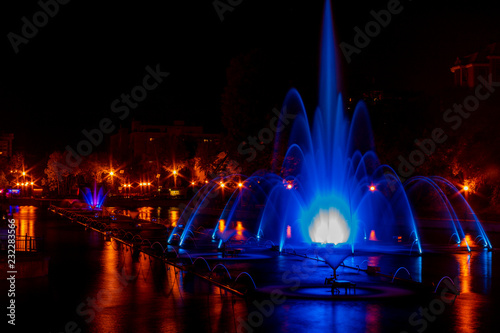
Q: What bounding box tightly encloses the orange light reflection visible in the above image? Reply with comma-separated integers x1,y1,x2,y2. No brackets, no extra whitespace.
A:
218,220,225,233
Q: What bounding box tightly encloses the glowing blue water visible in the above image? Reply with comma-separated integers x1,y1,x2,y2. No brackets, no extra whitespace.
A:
171,0,491,254
81,182,108,209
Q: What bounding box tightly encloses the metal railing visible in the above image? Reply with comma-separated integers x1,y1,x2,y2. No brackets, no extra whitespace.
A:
0,234,44,252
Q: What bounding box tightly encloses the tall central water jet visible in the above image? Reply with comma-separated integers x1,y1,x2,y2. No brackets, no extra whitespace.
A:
256,0,422,254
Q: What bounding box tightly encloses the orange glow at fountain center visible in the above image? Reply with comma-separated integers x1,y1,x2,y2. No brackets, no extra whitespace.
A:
236,221,244,237
369,229,378,241
286,225,292,239
460,234,475,247
218,220,225,232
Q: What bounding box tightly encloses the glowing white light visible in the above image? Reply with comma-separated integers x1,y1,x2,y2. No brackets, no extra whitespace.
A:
309,207,350,245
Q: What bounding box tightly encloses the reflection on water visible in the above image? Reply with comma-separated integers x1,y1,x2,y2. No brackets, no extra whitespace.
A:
13,205,37,237
9,206,499,333
137,206,154,221
456,253,471,293
365,303,382,333
90,241,248,332
117,206,181,228
367,255,380,267
168,207,180,227
452,251,493,333
482,251,492,293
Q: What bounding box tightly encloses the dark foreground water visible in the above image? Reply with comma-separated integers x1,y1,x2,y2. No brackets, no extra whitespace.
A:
2,205,500,333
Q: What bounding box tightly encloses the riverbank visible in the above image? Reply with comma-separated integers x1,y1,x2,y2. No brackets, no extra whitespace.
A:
1,197,190,209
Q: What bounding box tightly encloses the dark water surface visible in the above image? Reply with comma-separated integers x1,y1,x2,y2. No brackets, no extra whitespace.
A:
3,206,500,333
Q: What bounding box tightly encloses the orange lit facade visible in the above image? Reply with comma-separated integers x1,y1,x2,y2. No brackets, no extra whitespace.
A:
450,42,500,88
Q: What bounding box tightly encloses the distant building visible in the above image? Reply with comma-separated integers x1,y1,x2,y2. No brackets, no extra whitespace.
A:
450,42,500,88
0,133,14,158
110,120,221,161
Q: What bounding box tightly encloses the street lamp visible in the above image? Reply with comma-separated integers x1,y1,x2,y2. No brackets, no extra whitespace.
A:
172,170,178,187
462,183,471,222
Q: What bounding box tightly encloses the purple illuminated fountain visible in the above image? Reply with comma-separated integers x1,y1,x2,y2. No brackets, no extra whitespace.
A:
169,0,492,256
81,182,108,210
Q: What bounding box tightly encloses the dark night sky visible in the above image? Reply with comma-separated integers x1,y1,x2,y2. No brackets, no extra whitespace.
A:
0,0,498,162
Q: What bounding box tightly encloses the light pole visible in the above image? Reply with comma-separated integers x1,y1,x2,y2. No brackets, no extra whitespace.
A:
172,170,177,187
22,171,26,197
463,184,469,222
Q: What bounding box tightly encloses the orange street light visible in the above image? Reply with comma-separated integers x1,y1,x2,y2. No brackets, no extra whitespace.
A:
369,185,376,192
463,185,469,191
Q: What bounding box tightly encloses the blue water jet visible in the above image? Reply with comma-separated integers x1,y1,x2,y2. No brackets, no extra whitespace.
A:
81,182,108,209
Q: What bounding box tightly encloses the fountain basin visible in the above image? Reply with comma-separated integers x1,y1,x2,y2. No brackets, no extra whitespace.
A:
256,283,416,300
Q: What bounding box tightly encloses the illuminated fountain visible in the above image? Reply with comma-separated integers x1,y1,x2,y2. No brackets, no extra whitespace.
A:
81,182,108,210
169,0,492,258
